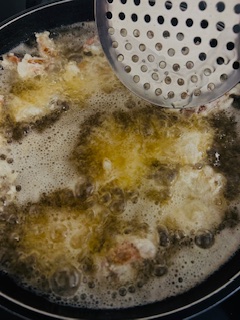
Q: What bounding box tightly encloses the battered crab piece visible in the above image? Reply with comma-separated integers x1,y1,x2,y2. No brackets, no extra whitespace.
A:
100,235,157,282
17,54,47,79
2,52,50,79
1,32,59,80
35,31,58,58
161,165,227,233
1,53,20,69
83,36,101,55
1,53,22,77
108,237,157,262
107,241,141,264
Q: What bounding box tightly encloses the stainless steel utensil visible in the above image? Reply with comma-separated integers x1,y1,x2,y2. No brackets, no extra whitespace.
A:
95,0,240,108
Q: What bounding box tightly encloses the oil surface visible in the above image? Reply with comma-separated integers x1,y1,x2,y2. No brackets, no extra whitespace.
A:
0,22,239,309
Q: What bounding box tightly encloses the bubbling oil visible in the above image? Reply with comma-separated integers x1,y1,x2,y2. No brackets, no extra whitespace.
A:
0,22,240,309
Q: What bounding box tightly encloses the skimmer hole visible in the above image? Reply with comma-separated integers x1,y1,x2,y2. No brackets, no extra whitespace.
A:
106,11,113,19
233,61,240,69
117,54,124,61
149,1,156,7
194,37,202,45
186,19,193,27
178,78,184,85
199,52,207,61
168,91,174,99
144,83,150,90
108,27,115,35
124,66,131,73
132,55,139,62
191,75,198,83
147,31,154,39
152,73,159,81
155,88,162,96
180,2,188,11
220,74,228,82
204,68,211,76
217,57,224,65
119,12,125,20
201,20,209,29
199,1,207,11
234,4,240,13
177,33,184,41
131,14,138,22
216,21,225,31
233,24,240,33
210,39,218,48
148,54,155,62
173,64,180,71
133,29,140,37
134,0,141,5
181,92,188,99
139,44,146,51
216,2,225,12
165,1,172,10
171,18,178,26
163,31,170,38
165,76,172,84
182,47,189,55
144,15,151,23
186,61,194,69
125,43,132,50
208,83,215,91
158,16,165,24
141,65,148,72
155,43,162,51
194,89,201,96
168,48,175,56
133,75,140,83
112,41,118,48
120,28,127,37
159,61,167,69
227,42,235,50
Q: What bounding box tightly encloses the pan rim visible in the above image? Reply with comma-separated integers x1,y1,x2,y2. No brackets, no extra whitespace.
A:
0,0,75,30
0,0,239,319
1,269,239,320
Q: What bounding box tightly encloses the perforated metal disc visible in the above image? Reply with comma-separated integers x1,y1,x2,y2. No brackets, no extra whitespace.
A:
95,0,240,108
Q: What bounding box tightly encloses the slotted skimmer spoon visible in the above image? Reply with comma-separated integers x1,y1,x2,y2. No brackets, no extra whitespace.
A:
95,0,240,108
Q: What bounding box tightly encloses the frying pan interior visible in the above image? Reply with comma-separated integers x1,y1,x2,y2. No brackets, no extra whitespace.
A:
0,1,239,319
0,0,94,55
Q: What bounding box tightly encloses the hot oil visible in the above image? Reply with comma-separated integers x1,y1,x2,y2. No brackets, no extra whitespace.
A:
0,22,240,309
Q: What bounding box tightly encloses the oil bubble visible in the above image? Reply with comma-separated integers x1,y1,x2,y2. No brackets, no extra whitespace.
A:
109,199,126,214
153,264,168,277
50,265,81,296
157,225,171,247
75,176,95,201
128,285,136,293
194,230,215,249
119,287,127,296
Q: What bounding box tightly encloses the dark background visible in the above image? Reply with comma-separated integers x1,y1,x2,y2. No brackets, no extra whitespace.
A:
0,0,239,319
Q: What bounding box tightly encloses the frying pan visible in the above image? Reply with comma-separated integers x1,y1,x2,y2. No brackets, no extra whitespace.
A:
0,1,239,319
